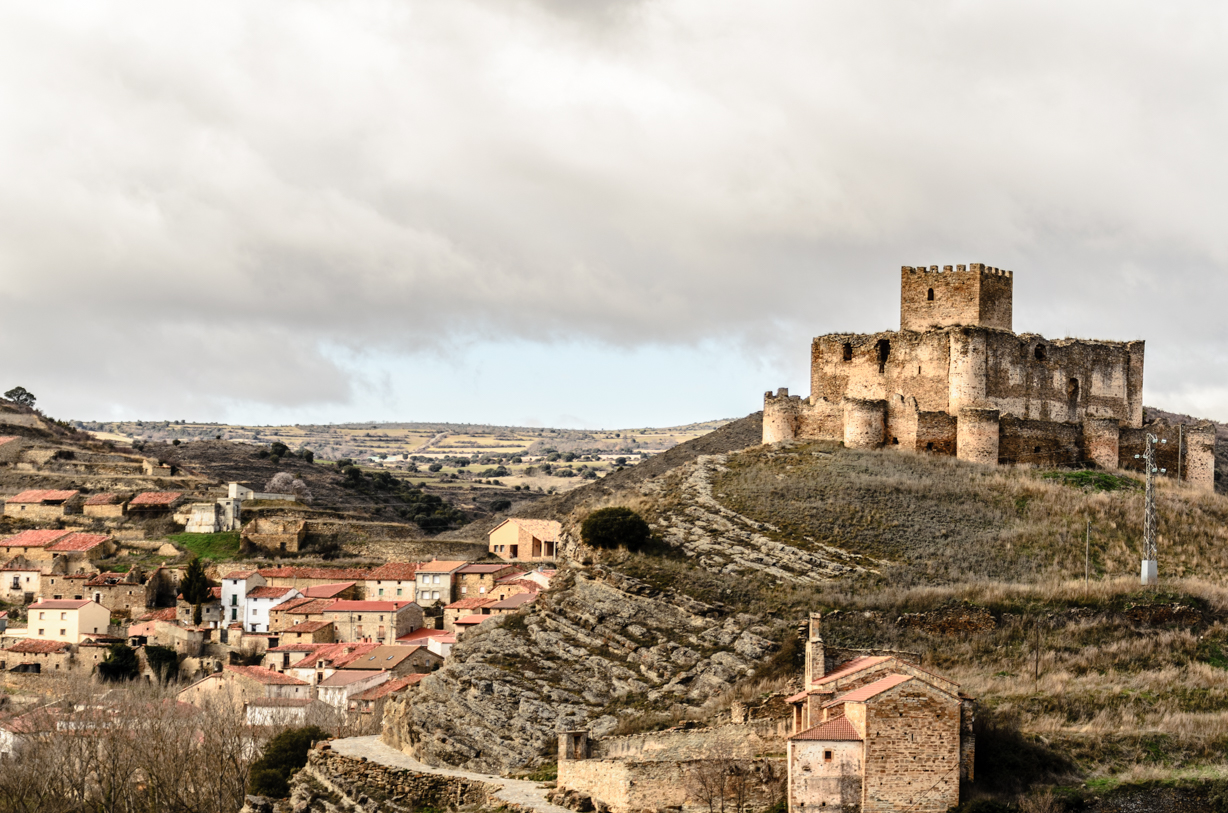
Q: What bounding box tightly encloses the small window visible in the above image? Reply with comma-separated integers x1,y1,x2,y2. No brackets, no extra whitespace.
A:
926,442,934,451
926,288,934,301
1034,344,1046,361
842,342,852,362
1033,445,1041,454
891,437,899,445
823,750,833,762
876,339,891,373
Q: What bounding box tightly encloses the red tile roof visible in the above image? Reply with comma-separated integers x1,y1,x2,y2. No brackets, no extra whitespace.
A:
813,656,892,686
285,621,333,634
83,493,121,506
495,578,541,593
47,533,111,553
137,608,178,622
318,670,384,687
417,560,468,573
86,572,131,586
791,716,862,742
258,567,372,581
7,489,79,504
490,592,535,610
454,614,489,626
339,646,418,670
247,586,299,600
825,674,914,706
279,599,337,615
302,582,354,598
352,674,425,700
4,639,71,654
366,563,421,581
444,597,497,610
324,601,413,613
458,563,515,574
223,570,260,580
29,599,93,610
225,665,307,686
1,530,71,548
129,492,183,506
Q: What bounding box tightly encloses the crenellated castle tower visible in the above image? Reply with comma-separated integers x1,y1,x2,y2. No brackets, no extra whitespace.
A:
763,264,1215,489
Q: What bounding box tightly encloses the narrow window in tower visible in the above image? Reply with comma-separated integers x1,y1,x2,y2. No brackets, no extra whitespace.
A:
876,339,890,373
842,342,852,362
927,288,934,301
1034,344,1047,362
926,442,934,452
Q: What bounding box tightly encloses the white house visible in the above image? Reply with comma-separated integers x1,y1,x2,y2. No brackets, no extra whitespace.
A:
244,586,302,633
221,570,264,628
316,670,388,709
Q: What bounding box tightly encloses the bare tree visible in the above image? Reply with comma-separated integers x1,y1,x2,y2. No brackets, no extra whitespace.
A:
290,478,313,503
264,472,295,494
686,758,731,813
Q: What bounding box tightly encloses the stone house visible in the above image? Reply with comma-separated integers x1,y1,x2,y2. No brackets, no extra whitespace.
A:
176,585,223,628
82,492,127,518
442,597,497,632
141,459,174,476
0,530,75,562
456,563,521,600
41,571,90,600
364,562,420,601
337,644,441,676
183,502,223,533
179,664,310,705
414,560,468,606
348,673,425,718
301,582,358,600
3,489,82,520
84,569,152,616
127,619,205,657
322,600,422,645
489,577,543,602
317,670,388,710
395,627,456,659
268,597,337,632
241,518,307,554
127,491,185,516
262,641,380,684
487,592,536,617
25,599,110,643
783,615,974,813
1,558,41,603
245,697,330,727
279,620,336,645
487,519,560,561
0,639,75,674
259,566,373,594
45,533,115,567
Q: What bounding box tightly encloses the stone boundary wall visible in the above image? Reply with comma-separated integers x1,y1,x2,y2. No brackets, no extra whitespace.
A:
557,757,785,813
305,746,503,812
589,718,790,762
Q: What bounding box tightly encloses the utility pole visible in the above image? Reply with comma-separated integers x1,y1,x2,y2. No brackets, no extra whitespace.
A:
1135,433,1166,586
1178,425,1184,484
1085,518,1091,588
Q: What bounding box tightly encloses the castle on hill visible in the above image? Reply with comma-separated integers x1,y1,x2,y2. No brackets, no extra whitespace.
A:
763,263,1215,490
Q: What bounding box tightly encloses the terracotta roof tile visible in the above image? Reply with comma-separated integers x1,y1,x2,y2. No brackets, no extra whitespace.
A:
352,674,425,700
302,582,354,598
417,560,468,573
458,564,514,574
338,646,419,670
1,530,71,548
284,621,332,634
225,665,307,686
279,599,336,615
490,593,535,610
813,656,892,686
366,563,421,580
29,599,92,610
825,674,914,707
4,639,71,654
47,533,110,553
0,436,17,447
318,670,384,687
324,601,413,613
129,492,183,506
454,614,489,626
258,567,372,581
247,586,299,600
444,597,497,610
223,570,260,580
7,490,79,504
138,608,178,622
83,493,121,506
790,717,862,742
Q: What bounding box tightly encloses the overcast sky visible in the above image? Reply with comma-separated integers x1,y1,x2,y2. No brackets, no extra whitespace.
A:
3,1,1228,428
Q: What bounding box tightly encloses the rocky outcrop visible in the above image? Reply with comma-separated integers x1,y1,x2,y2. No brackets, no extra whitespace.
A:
387,566,777,773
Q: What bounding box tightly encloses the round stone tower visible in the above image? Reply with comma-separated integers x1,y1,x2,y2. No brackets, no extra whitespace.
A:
957,407,1000,464
843,398,886,449
1082,417,1121,471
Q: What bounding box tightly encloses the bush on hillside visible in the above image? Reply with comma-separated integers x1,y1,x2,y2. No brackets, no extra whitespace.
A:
97,644,140,682
581,507,651,552
248,726,329,798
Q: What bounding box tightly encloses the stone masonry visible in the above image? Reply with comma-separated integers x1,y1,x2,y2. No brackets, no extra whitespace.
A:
764,263,1215,489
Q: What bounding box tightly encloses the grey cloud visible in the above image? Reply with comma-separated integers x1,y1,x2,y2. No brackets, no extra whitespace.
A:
1,1,1227,419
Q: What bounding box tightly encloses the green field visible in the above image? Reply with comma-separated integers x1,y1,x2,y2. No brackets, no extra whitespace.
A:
167,531,241,561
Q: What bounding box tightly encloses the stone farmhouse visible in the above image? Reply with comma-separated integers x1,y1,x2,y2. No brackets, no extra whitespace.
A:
82,492,127,518
488,518,560,561
3,489,82,520
764,264,1215,489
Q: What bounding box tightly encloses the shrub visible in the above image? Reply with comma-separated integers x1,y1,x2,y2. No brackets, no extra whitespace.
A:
581,507,651,552
248,726,329,798
97,643,140,682
491,499,512,512
145,645,179,684
428,463,443,473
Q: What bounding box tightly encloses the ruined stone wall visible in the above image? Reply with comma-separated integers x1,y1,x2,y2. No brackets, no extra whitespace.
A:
900,264,1012,332
1119,423,1216,492
588,718,790,762
957,408,1000,464
998,418,1081,467
914,411,957,455
763,390,803,443
1082,418,1121,471
843,399,885,449
307,746,500,811
983,333,1142,426
558,757,785,813
860,684,961,813
810,332,952,413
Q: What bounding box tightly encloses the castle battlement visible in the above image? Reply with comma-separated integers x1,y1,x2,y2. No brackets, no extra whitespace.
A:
903,263,1013,277
761,263,1215,491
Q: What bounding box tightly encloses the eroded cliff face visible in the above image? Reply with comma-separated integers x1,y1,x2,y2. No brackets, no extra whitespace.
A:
385,565,777,774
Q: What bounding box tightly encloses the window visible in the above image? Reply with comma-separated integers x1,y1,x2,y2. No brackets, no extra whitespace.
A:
38,629,44,635
842,342,852,362
38,612,45,620
378,588,384,596
1034,344,1046,361
461,586,468,594
231,608,238,620
433,575,440,584
823,750,833,762
432,591,439,600
396,588,403,597
60,612,66,620
231,595,237,606
876,339,891,373
479,586,486,593
926,288,934,301
59,629,66,636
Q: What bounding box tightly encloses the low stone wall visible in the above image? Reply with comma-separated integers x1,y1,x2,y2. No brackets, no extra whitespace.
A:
590,718,790,762
305,746,501,812
557,757,785,813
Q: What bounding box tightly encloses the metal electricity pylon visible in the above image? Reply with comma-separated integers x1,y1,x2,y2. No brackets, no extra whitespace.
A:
1135,433,1166,585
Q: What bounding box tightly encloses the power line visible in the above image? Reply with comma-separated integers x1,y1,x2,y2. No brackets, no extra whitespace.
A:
1134,432,1166,586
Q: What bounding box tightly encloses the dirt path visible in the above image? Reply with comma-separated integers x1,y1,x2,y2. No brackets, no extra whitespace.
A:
328,736,569,813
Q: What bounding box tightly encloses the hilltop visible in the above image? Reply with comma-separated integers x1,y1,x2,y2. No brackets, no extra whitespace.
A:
395,409,1228,806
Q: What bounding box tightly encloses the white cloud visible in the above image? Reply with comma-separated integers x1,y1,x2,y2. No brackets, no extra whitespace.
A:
1,1,1227,422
